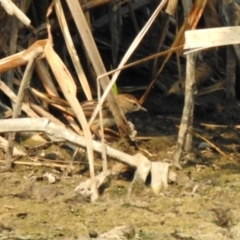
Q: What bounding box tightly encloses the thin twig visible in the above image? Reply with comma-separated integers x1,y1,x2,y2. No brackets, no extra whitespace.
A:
185,127,240,166
5,47,43,170
0,159,75,168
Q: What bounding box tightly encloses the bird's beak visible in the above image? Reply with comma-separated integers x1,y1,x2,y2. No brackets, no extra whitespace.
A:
140,105,147,112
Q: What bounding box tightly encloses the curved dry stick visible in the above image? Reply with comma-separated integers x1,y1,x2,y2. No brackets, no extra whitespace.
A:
0,118,140,168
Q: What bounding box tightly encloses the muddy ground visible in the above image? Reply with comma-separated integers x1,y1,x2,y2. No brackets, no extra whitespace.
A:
1,91,240,240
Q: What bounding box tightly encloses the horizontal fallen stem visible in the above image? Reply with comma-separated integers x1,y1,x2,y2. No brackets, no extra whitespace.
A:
0,159,73,168
0,118,139,168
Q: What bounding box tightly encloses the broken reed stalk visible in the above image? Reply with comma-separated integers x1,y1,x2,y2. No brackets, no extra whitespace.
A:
54,0,92,101
5,48,43,170
173,51,197,166
46,3,97,201
0,118,139,168
97,81,108,173
66,0,130,138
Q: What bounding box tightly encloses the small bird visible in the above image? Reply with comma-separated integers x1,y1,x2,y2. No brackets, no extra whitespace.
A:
81,94,147,136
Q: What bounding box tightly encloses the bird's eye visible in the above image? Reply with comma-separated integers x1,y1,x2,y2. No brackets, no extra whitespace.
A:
133,103,137,106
